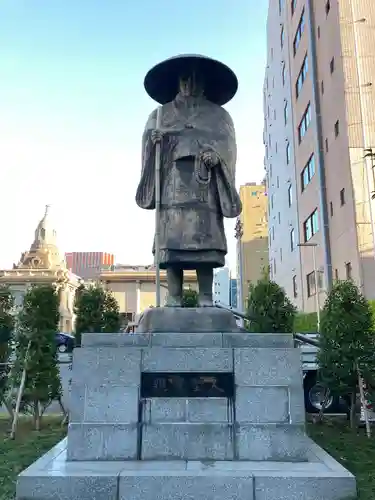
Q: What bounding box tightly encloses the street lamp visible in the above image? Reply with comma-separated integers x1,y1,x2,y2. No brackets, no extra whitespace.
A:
234,218,244,323
297,242,320,331
364,148,375,200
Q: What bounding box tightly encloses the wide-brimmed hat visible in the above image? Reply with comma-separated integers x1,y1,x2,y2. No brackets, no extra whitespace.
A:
144,54,238,106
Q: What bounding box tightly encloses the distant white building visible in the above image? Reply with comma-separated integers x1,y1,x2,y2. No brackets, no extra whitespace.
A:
213,267,231,306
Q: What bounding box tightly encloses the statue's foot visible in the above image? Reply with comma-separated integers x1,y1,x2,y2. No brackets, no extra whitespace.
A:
165,295,182,307
198,294,213,307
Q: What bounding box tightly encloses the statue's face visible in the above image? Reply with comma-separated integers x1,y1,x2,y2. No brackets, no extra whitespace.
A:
178,73,204,97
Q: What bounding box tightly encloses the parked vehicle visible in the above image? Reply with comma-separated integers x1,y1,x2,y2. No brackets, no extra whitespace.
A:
295,332,348,413
55,332,75,353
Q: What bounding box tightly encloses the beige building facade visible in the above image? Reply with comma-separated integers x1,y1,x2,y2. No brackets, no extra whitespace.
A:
0,206,80,332
101,266,198,322
264,0,375,311
236,183,269,309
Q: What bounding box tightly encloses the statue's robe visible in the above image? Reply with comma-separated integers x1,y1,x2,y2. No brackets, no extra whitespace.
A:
136,93,242,269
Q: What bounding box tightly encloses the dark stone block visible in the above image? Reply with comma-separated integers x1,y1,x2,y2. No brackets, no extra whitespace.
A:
136,307,240,333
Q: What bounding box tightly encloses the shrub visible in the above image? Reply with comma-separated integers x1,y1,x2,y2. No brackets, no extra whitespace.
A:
11,284,61,430
318,280,375,428
246,278,296,333
181,288,199,308
74,283,120,345
294,312,318,333
0,285,14,405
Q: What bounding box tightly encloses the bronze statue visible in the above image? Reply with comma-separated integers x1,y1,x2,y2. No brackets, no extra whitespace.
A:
136,55,241,307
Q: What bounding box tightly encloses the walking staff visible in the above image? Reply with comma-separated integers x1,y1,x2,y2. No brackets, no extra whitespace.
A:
154,106,162,306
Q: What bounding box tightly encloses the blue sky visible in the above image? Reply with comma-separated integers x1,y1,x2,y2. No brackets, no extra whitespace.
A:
0,0,268,271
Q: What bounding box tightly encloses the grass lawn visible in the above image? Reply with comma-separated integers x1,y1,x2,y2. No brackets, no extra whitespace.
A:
0,416,374,500
308,420,375,500
0,416,66,500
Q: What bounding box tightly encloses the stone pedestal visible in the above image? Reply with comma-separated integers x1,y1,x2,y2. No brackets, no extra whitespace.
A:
135,306,241,333
16,316,356,500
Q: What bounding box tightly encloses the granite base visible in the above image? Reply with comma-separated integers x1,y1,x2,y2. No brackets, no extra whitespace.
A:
17,438,356,500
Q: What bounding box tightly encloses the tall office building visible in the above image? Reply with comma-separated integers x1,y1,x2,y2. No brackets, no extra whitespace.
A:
65,252,115,280
236,183,268,309
264,0,375,311
213,267,231,306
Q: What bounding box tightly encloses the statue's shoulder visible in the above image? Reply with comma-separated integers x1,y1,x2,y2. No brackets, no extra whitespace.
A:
204,100,233,122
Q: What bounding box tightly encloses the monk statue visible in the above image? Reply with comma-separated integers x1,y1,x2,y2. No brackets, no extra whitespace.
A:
136,54,242,307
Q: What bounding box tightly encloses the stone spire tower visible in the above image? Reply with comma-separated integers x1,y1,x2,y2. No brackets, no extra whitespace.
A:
16,205,65,270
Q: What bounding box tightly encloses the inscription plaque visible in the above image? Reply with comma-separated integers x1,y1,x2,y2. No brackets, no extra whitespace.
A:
141,372,234,398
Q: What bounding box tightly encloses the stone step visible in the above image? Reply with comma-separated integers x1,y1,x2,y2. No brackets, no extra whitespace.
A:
17,438,356,500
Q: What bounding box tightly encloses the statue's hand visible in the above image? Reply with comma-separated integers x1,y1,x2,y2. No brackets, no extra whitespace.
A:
201,151,219,168
151,129,163,145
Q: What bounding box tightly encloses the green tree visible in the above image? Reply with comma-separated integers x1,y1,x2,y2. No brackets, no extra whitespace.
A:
0,285,15,406
74,284,120,345
246,278,296,333
182,288,199,308
318,280,375,428
11,284,61,430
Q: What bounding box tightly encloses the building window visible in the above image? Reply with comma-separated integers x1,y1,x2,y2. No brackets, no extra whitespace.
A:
330,201,333,216
251,191,258,196
272,226,275,240
281,25,285,47
284,101,289,124
296,54,308,98
345,262,352,279
330,57,335,74
286,142,291,164
298,103,311,143
277,176,280,188
290,228,295,251
278,211,281,223
306,271,316,297
301,154,315,191
293,9,305,55
291,0,297,15
282,63,286,85
279,0,284,13
321,80,324,94
280,248,283,262
288,184,293,206
271,194,274,209
340,188,345,206
325,138,329,152
325,0,331,15
292,275,298,298
334,268,339,280
273,259,277,274
317,26,321,38
334,120,340,137
304,209,319,241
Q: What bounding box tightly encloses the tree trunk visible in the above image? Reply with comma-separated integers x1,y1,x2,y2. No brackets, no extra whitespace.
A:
357,367,371,438
349,391,356,429
315,387,330,424
33,400,41,431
